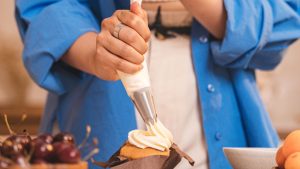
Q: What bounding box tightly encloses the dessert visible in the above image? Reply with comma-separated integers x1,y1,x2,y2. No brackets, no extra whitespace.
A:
93,120,194,169
0,115,98,169
275,130,300,169
119,142,170,160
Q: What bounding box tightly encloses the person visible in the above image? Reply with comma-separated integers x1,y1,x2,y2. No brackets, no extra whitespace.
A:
15,0,300,168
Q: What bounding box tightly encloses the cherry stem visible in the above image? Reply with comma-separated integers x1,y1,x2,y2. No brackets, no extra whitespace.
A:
83,148,99,161
78,125,91,149
3,114,15,135
20,113,27,122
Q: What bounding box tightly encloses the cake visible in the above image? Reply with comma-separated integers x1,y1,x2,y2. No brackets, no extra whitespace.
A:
119,142,170,160
93,120,194,169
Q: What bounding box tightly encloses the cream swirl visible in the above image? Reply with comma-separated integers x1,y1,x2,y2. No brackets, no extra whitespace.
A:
128,120,174,151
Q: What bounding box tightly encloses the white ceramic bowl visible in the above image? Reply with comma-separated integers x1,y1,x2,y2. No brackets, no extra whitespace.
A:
223,147,278,169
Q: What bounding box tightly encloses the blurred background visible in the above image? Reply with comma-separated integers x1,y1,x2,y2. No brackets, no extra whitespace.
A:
1,1,299,138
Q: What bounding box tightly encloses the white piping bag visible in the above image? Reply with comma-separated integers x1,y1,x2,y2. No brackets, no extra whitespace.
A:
117,0,157,125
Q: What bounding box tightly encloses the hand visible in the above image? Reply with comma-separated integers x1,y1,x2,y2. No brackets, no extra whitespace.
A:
93,3,151,81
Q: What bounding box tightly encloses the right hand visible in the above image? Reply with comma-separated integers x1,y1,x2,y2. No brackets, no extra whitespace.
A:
93,3,151,81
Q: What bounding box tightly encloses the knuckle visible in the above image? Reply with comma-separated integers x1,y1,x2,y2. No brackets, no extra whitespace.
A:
96,33,107,46
97,33,105,41
141,44,148,55
144,30,151,41
118,10,128,22
129,16,140,27
136,54,144,64
101,18,109,28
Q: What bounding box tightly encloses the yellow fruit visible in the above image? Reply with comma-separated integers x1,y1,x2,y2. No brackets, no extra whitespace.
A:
276,147,286,168
282,130,300,158
285,152,300,169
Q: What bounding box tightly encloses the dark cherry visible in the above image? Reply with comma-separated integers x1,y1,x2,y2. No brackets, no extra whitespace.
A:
53,132,75,144
0,156,13,168
6,135,31,153
53,142,81,164
1,140,24,158
31,140,54,162
37,134,53,144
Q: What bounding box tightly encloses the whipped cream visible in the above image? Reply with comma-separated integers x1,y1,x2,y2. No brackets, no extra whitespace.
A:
128,120,174,151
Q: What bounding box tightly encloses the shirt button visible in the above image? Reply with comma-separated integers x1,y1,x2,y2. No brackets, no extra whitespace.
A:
199,35,208,43
207,84,215,93
215,132,222,141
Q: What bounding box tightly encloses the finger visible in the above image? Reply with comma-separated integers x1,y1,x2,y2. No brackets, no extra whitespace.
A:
115,10,151,41
101,30,145,64
118,25,148,55
97,46,143,74
103,17,148,55
97,32,144,64
130,2,147,22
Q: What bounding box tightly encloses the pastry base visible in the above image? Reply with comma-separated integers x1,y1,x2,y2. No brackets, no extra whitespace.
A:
120,142,170,160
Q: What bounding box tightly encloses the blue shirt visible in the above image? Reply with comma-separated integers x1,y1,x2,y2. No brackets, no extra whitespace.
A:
15,0,300,168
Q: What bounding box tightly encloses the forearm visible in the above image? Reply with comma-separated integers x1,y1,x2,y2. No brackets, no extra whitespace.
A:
180,0,227,39
62,32,97,76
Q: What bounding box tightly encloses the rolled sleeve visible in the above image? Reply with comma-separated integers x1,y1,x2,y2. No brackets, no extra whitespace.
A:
16,0,100,95
211,0,300,70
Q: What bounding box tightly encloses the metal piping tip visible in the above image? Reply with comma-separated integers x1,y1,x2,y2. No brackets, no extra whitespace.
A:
131,87,157,125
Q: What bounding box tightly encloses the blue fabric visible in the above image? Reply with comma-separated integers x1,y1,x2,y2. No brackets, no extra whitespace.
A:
15,0,300,168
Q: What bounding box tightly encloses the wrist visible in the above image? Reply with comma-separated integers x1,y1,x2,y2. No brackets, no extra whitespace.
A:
62,32,98,76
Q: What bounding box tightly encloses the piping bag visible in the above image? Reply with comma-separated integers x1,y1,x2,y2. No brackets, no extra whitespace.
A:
117,0,157,126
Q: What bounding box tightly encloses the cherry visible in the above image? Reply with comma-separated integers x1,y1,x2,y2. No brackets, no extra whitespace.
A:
53,142,81,164
1,140,25,158
6,135,31,153
31,140,54,162
53,132,75,144
36,134,53,144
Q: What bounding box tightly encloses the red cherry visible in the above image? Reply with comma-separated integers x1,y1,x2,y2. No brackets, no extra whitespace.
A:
1,140,25,158
37,134,53,144
53,133,75,144
31,140,54,162
6,135,31,153
53,142,81,164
